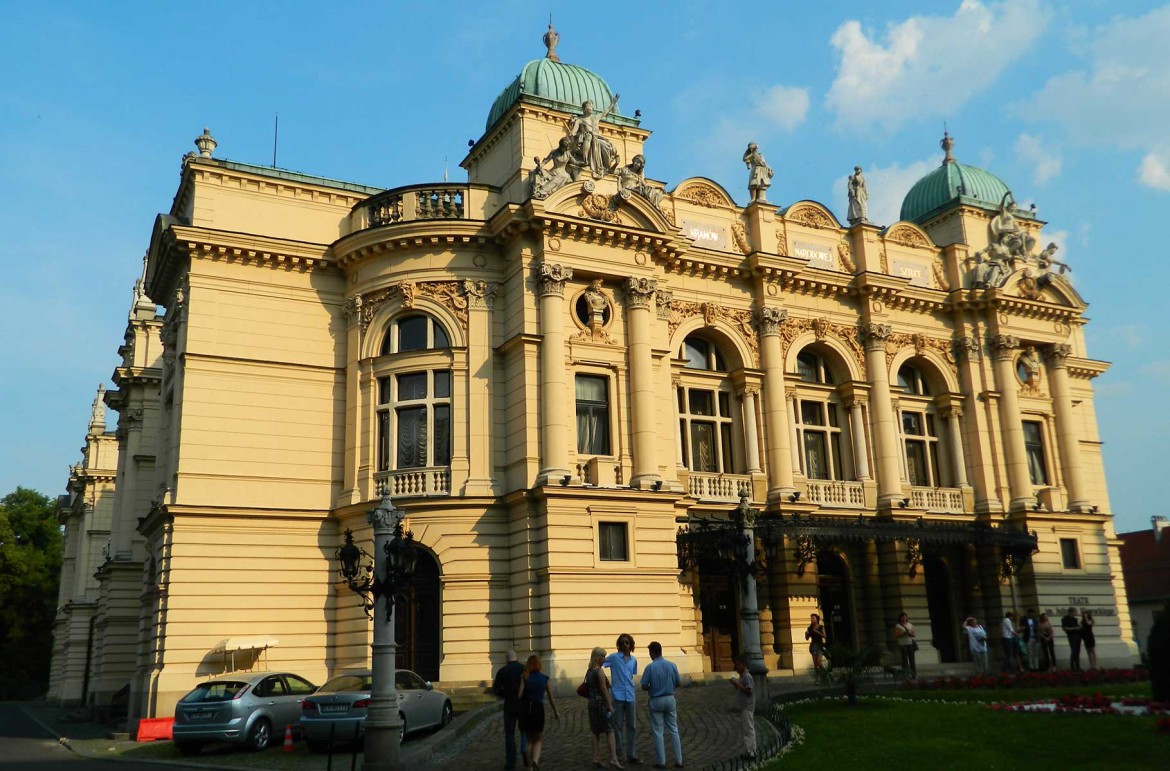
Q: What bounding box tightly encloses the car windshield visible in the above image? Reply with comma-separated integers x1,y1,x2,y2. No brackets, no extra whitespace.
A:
320,674,372,692
180,681,249,702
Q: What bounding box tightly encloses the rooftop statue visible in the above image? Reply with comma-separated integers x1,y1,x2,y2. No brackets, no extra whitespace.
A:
847,166,868,225
532,137,576,199
617,154,664,210
989,192,1035,260
743,143,774,203
568,94,621,179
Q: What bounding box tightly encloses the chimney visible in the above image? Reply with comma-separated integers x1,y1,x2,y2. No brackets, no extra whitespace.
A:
1154,516,1169,543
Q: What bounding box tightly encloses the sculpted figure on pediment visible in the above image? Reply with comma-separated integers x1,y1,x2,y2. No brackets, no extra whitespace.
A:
567,94,622,180
532,137,577,200
743,143,774,203
617,154,665,210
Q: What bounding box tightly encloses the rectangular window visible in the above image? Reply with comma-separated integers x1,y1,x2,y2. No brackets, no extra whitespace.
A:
1023,420,1049,485
906,440,929,486
804,431,829,479
1059,538,1081,569
689,390,714,416
396,406,427,468
691,422,717,472
599,522,629,561
575,375,611,455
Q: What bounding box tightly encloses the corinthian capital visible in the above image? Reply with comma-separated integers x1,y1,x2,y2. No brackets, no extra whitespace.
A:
461,279,499,309
1044,343,1073,367
951,334,981,363
989,334,1020,360
536,263,573,298
754,306,789,336
623,276,658,310
858,322,893,351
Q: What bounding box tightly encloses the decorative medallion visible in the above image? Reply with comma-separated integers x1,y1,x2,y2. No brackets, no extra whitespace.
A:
547,238,562,252
674,181,728,208
885,225,930,248
580,192,620,223
634,251,649,266
787,205,836,230
397,280,416,308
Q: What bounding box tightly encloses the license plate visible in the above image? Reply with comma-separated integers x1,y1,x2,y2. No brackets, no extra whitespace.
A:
188,712,214,721
320,705,349,713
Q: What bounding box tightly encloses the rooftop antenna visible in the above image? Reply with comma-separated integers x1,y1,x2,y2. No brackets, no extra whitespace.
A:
273,113,279,168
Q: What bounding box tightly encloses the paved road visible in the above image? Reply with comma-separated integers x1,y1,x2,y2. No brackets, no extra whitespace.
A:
427,685,772,770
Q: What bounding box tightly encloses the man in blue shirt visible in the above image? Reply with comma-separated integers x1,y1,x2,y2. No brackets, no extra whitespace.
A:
604,633,641,764
639,641,682,769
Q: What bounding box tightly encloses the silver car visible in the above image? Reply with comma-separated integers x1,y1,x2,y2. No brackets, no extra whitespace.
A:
172,671,317,754
299,668,453,751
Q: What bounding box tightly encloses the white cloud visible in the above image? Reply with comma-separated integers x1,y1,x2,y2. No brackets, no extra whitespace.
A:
1138,151,1170,191
1026,7,1170,188
833,157,936,226
753,85,810,132
826,1,1048,132
1014,133,1062,184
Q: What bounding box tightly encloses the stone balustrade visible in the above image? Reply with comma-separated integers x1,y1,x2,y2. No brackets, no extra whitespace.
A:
909,486,964,513
376,467,451,498
804,480,866,508
352,183,500,232
686,472,753,501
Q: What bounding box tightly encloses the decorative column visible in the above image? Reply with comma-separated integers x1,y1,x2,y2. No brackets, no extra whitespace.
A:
757,307,795,499
536,263,573,485
943,405,969,487
1045,343,1089,511
624,277,662,489
461,280,499,495
989,335,1034,511
365,491,406,771
786,391,802,477
859,323,903,508
111,407,145,559
742,387,762,474
846,397,871,481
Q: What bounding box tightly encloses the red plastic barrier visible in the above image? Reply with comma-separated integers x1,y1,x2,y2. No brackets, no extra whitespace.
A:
135,717,174,742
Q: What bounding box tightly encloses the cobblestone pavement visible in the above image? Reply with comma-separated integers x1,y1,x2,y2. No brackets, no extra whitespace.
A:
428,684,774,771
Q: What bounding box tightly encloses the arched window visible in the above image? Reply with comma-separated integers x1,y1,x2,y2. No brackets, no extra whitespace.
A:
897,362,943,487
376,314,452,474
793,348,849,480
678,334,737,474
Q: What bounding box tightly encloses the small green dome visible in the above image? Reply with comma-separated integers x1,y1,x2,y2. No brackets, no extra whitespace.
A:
899,135,1016,224
485,57,624,131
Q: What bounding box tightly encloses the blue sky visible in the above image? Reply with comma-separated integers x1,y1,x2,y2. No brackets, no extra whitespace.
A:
1,1,1166,534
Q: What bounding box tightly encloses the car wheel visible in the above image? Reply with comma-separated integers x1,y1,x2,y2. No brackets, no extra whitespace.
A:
246,718,272,752
441,701,453,727
307,739,327,754
398,712,407,744
175,741,203,756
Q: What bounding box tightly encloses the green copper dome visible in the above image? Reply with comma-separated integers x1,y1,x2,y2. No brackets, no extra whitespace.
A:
485,57,633,132
899,134,1013,224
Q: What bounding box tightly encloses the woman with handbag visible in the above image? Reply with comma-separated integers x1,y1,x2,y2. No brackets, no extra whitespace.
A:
517,654,559,771
586,646,622,769
894,612,918,679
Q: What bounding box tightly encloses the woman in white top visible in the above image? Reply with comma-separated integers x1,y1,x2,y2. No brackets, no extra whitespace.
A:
893,612,917,679
963,617,989,674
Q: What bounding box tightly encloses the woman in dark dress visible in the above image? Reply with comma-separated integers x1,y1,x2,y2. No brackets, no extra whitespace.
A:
805,613,827,670
1081,611,1097,669
518,654,560,771
586,646,622,768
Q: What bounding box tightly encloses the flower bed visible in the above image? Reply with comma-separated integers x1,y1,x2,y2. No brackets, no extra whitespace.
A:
905,668,1145,691
984,693,1169,732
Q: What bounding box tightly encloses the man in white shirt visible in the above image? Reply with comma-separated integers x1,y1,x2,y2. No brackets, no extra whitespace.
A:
1000,612,1018,673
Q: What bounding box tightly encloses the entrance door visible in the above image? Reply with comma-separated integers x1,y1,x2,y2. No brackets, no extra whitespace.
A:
698,571,738,672
816,552,855,650
924,555,958,663
395,550,441,681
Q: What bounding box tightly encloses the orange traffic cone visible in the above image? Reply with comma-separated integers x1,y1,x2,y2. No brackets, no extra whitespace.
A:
282,724,294,752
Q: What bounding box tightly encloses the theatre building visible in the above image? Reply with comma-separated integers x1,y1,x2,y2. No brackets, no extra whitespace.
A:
49,35,1137,722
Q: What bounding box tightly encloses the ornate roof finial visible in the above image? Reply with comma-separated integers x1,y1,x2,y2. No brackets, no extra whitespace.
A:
195,128,217,158
89,384,107,434
941,128,956,164
543,16,560,62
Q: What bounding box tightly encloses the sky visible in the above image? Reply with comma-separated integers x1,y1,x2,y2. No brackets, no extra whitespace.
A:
0,1,1166,534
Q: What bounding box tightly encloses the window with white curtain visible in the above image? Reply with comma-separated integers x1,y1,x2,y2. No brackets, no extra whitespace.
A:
677,335,738,473
898,363,943,487
793,348,850,480
375,314,452,471
576,374,611,455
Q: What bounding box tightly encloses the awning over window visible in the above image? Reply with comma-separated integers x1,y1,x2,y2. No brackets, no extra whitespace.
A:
212,636,279,653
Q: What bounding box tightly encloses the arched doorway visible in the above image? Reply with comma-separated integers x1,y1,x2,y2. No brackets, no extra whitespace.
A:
395,550,441,681
924,555,958,663
816,551,855,650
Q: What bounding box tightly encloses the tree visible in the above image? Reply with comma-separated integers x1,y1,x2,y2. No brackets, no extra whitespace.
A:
0,487,63,699
1150,598,1170,703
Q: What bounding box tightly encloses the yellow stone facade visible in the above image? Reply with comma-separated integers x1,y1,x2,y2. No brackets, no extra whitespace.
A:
49,52,1137,724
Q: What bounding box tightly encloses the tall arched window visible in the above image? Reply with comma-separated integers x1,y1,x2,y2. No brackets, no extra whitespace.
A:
793,349,849,480
376,314,452,474
677,335,738,474
897,362,942,487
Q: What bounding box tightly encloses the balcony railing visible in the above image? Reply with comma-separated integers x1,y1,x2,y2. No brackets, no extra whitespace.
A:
910,486,964,513
351,183,500,232
375,467,450,498
804,480,865,508
687,472,753,501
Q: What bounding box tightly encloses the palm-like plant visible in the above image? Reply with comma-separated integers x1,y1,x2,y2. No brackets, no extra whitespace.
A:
813,643,898,705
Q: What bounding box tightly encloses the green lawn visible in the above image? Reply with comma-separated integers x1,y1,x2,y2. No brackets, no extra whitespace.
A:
897,681,1152,703
767,695,1165,770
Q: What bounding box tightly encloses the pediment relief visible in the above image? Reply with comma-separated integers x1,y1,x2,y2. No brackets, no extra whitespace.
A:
781,201,841,231
671,178,737,209
541,180,674,233
882,223,934,249
1001,268,1083,308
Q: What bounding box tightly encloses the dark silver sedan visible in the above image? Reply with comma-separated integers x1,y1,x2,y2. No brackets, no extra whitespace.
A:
172,671,317,754
299,669,453,751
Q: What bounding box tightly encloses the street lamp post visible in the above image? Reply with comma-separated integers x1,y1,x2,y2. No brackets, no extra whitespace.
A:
337,487,417,771
731,494,769,709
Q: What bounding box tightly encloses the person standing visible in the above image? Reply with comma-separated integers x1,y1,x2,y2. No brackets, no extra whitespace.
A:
493,650,527,770
893,612,917,679
805,613,827,671
1082,611,1098,670
1021,609,1040,671
730,655,756,761
1037,613,1056,671
963,617,989,674
640,641,683,769
604,633,640,765
587,647,623,769
1061,607,1083,671
517,654,559,771
1000,612,1018,673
